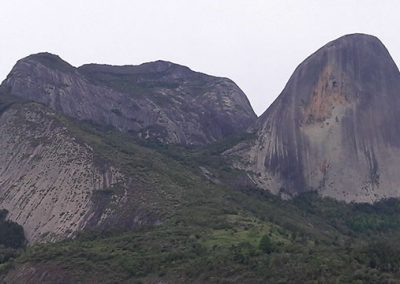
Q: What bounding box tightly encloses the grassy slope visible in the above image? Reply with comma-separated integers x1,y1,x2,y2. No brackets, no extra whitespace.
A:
1,100,400,283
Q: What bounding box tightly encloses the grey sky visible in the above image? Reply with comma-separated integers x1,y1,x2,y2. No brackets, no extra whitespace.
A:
1,0,400,115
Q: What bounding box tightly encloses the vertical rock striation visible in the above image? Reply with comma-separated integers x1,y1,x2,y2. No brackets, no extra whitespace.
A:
229,34,400,202
0,102,124,242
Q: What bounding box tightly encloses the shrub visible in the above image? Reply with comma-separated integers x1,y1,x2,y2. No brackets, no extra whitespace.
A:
0,210,26,249
259,235,275,254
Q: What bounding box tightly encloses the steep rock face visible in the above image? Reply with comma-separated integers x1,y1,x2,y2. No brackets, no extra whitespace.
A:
0,102,125,243
229,34,400,202
2,53,256,145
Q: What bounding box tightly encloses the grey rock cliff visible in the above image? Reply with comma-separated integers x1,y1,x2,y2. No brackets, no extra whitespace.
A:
228,34,400,202
0,102,125,243
2,53,256,145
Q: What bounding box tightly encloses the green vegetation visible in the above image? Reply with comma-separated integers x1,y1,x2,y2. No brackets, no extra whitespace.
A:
0,210,25,275
0,92,21,115
0,210,25,249
9,191,400,283
258,235,275,254
79,68,179,100
1,101,400,282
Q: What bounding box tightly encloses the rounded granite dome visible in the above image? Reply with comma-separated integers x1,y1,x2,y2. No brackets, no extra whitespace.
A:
238,34,400,203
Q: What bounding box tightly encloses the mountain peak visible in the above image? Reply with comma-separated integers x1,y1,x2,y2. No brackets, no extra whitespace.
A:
302,33,399,75
140,59,189,71
22,52,75,72
271,33,400,118
234,34,400,203
26,52,63,61
327,33,381,44
2,53,256,146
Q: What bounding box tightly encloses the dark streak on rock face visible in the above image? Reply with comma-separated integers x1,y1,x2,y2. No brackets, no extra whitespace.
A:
235,34,400,202
1,54,256,146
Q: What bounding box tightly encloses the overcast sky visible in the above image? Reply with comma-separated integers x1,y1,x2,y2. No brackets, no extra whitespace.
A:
1,0,400,115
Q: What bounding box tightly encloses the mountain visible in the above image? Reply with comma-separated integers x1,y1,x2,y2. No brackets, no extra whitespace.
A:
1,53,256,145
0,96,158,243
0,54,258,245
227,33,400,202
4,35,400,283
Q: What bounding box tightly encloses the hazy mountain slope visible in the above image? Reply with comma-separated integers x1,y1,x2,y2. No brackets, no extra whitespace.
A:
2,53,256,145
228,33,400,202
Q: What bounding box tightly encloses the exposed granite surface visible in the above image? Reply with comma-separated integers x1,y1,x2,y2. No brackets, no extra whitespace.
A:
2,54,256,145
228,34,400,202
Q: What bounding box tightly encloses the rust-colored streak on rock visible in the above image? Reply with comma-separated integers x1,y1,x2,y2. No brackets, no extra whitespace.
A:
303,66,348,124
228,33,400,203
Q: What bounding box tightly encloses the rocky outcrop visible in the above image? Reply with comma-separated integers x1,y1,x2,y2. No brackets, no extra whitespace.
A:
3,264,71,284
0,102,125,243
2,53,256,145
228,34,400,202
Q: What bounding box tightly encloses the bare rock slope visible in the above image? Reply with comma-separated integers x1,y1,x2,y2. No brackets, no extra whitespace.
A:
2,53,256,145
229,34,400,202
0,55,257,243
0,101,125,243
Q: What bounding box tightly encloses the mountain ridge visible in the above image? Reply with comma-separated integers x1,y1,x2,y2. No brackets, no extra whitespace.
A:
2,52,256,146
3,33,400,283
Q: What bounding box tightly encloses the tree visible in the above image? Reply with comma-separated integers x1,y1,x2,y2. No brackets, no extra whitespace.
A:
0,209,26,248
259,234,275,254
